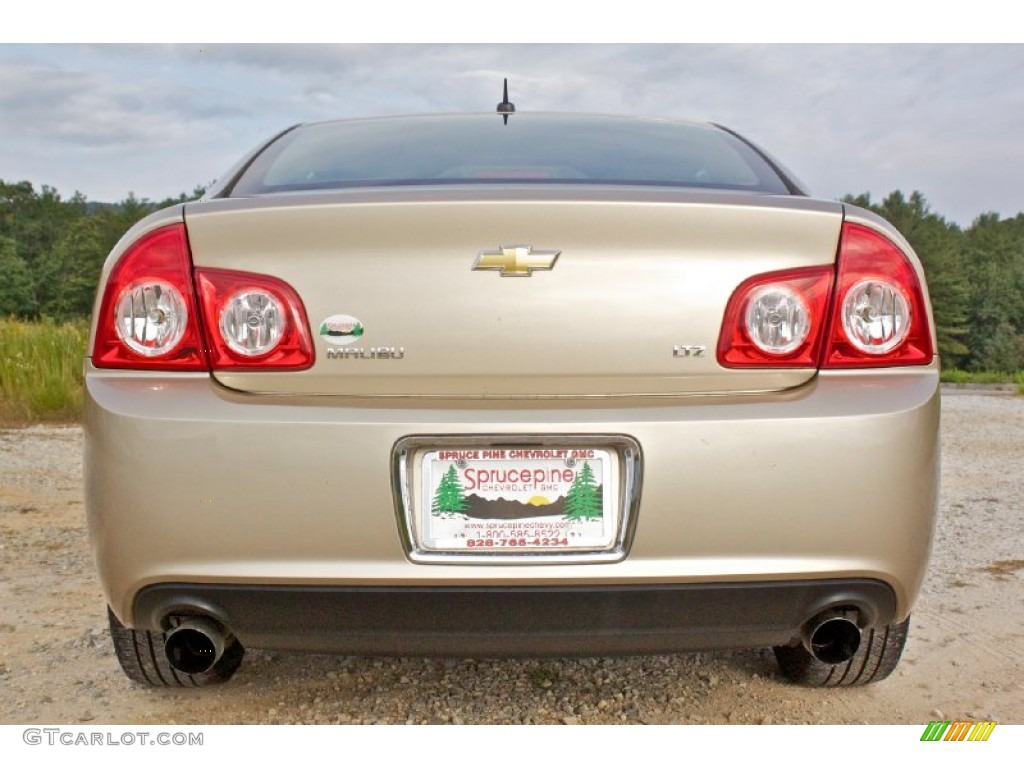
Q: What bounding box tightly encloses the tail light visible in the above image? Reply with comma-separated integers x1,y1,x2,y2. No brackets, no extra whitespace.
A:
195,268,313,370
717,267,834,367
93,224,208,370
93,223,314,371
822,223,933,368
718,221,933,369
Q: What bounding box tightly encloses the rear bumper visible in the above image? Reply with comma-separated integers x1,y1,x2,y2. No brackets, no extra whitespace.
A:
133,579,897,655
85,363,940,639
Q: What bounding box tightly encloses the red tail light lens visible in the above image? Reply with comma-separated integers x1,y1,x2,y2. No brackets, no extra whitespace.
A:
717,266,834,367
195,268,314,370
822,223,933,368
718,222,934,370
92,224,208,370
94,224,314,371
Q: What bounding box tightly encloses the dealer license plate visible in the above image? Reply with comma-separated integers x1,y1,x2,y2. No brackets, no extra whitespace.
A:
419,447,616,553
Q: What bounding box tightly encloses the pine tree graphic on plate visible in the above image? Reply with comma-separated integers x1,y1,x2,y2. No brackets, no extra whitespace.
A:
563,460,602,520
431,464,469,517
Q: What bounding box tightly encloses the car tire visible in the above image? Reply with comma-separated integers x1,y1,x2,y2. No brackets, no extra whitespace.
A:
773,616,910,686
107,607,244,687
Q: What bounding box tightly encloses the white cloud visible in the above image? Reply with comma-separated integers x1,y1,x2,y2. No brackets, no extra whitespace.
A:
0,43,1021,223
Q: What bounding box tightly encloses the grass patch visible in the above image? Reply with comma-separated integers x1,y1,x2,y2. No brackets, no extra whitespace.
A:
940,368,1014,385
0,319,88,425
940,368,1024,395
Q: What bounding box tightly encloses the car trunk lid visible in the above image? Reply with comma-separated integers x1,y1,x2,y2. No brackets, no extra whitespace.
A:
184,187,842,398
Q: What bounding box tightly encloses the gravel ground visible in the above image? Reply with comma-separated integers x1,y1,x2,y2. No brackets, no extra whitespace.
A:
0,389,1021,725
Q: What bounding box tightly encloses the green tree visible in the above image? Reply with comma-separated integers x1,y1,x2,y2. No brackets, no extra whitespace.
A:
431,465,468,516
36,216,108,317
0,182,85,258
563,461,601,521
975,322,1024,373
961,213,1024,372
0,236,37,316
0,181,208,321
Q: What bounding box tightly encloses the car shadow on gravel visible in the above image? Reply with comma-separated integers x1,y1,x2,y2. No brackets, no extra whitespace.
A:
169,647,784,725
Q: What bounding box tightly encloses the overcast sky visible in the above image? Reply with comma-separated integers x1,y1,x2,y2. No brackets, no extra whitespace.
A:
1,42,1021,226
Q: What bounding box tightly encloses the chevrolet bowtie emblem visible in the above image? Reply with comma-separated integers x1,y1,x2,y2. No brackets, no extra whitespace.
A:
472,245,561,277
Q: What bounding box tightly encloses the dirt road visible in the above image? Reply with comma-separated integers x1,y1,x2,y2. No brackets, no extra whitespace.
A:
1,389,1021,725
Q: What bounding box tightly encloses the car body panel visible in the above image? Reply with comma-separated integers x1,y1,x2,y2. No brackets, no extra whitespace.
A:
182,188,844,398
86,362,939,628
129,580,900,656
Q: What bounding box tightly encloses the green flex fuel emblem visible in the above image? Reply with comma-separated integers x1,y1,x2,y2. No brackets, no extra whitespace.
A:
920,720,997,742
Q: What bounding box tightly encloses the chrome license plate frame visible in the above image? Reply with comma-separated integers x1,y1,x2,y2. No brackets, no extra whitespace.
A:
392,435,642,565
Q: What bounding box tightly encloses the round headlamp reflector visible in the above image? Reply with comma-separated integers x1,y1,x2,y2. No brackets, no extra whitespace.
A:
744,285,811,355
840,279,911,354
218,289,285,357
113,281,188,357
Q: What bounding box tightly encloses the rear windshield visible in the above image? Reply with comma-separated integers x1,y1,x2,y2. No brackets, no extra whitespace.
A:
229,114,791,196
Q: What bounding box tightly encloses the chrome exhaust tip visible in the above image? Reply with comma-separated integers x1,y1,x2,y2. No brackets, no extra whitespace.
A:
164,617,230,675
802,609,862,664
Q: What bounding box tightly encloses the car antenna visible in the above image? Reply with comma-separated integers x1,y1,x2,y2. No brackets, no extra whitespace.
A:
496,78,515,125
